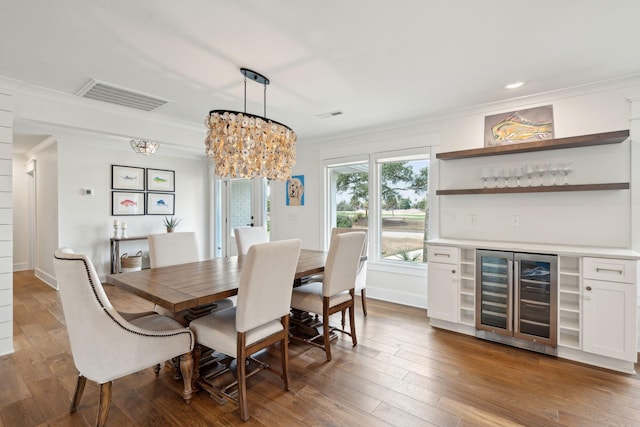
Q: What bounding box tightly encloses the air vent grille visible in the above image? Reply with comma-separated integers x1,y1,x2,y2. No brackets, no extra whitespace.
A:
76,79,171,112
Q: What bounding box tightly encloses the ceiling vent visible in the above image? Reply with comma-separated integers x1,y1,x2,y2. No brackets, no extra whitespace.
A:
76,79,171,112
316,110,343,119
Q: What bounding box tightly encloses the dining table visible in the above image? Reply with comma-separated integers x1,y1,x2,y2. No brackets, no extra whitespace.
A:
105,248,328,317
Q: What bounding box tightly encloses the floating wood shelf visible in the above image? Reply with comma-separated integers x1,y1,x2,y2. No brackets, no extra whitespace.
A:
436,130,629,160
436,183,630,196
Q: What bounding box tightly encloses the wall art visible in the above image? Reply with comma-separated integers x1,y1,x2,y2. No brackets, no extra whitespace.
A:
146,192,175,215
286,175,304,206
147,168,175,192
112,191,144,216
484,105,554,147
112,165,145,191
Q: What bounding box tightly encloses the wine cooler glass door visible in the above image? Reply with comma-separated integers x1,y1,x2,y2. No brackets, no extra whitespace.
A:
476,250,512,335
514,253,557,346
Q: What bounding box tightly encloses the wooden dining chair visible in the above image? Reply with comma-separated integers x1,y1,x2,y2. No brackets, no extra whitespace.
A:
148,231,233,323
189,239,302,421
53,248,194,427
290,231,366,361
234,226,269,256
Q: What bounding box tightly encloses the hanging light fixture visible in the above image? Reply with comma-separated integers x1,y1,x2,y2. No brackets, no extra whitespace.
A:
204,68,297,181
130,139,159,155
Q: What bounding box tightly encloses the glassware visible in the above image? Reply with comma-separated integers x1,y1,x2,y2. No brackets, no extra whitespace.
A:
513,167,523,187
525,164,535,186
536,164,547,186
548,163,559,185
560,162,574,185
481,167,490,188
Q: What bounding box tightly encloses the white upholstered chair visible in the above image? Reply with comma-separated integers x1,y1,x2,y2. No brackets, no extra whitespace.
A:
53,248,194,427
290,231,366,361
190,239,302,421
234,226,269,256
148,231,233,322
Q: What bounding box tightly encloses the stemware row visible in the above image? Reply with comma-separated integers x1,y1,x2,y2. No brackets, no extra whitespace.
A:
481,163,574,188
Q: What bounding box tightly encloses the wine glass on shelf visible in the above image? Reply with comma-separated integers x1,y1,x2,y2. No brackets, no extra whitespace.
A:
535,164,547,186
481,167,490,188
525,164,536,186
548,163,559,185
490,166,499,188
514,167,523,187
560,162,574,185
501,168,510,188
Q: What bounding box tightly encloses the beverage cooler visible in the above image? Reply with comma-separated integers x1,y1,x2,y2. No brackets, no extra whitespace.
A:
475,250,557,350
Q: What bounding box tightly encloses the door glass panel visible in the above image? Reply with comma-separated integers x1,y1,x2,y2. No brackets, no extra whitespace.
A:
518,260,552,338
479,255,509,329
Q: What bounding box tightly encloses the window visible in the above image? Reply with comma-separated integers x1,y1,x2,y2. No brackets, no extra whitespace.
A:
326,150,429,265
376,155,429,263
327,160,369,240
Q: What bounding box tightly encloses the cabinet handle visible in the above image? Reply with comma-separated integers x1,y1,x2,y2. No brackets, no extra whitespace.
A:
585,286,592,291
595,267,623,274
434,252,450,257
451,269,456,274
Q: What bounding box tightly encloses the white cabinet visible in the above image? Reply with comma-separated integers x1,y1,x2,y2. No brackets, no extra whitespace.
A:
427,246,459,323
582,257,637,362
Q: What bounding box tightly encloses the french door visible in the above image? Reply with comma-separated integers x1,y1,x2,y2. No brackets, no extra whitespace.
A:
217,177,268,257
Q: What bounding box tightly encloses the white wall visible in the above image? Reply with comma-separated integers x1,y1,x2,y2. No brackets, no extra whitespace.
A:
0,90,13,356
11,154,28,270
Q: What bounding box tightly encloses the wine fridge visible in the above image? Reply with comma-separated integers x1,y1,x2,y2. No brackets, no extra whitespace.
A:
475,250,557,354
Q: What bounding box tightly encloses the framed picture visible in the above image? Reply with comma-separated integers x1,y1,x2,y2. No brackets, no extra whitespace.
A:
112,191,144,216
147,168,175,192
146,192,175,215
286,175,305,206
484,105,554,147
112,165,145,191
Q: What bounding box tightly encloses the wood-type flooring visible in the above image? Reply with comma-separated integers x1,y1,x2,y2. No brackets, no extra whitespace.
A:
2,271,639,426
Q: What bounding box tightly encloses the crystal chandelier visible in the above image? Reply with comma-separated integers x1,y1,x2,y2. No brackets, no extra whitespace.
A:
204,68,297,181
130,139,159,155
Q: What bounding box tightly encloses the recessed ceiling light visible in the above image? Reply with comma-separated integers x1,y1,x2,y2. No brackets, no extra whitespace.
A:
505,81,525,89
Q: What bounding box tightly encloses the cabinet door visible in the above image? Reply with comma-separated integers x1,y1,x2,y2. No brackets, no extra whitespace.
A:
582,279,637,362
428,262,459,323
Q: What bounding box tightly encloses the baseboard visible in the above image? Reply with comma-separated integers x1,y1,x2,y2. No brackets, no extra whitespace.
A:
13,262,29,272
35,268,57,290
367,286,427,309
0,337,14,356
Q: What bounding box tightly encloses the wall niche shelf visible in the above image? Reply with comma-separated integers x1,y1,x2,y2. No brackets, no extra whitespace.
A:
436,183,629,196
436,129,630,195
436,129,629,160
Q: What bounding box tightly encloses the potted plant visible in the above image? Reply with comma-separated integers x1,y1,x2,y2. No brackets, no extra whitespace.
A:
163,216,182,233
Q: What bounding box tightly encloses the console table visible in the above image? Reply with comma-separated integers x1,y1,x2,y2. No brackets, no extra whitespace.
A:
109,235,148,274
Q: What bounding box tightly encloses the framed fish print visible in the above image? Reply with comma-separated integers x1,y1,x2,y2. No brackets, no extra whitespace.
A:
146,192,175,215
484,105,554,147
112,165,145,191
147,168,175,192
112,191,144,216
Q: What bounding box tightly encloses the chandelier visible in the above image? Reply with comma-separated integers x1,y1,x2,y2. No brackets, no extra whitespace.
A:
130,139,159,155
204,68,297,181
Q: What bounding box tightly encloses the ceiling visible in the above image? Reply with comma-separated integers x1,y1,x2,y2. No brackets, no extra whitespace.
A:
3,1,640,153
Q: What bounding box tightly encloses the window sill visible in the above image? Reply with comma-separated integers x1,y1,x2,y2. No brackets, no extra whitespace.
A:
368,260,427,277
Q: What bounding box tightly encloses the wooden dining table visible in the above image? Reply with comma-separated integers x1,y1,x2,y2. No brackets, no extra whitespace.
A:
105,248,328,315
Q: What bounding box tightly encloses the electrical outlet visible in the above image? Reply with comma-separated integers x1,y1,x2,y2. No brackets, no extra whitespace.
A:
511,215,520,227
470,214,477,225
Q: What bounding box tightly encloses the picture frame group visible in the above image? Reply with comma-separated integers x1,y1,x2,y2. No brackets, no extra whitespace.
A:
111,165,175,216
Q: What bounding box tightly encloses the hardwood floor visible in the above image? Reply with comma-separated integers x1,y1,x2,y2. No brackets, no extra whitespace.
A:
3,271,640,426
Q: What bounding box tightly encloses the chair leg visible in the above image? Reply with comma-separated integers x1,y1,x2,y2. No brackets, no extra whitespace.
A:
323,297,332,361
281,316,290,391
341,309,346,329
179,352,194,404
349,304,358,346
361,288,368,316
237,332,249,421
96,381,112,427
70,374,86,413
